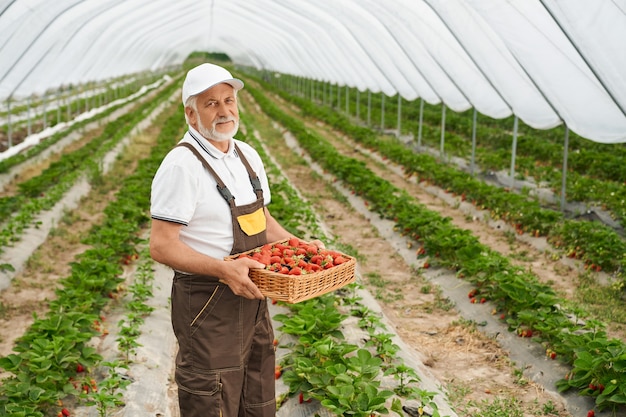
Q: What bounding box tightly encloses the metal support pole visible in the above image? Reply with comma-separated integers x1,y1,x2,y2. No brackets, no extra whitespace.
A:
337,84,341,109
27,96,32,136
356,90,360,120
367,91,372,126
418,98,424,147
396,95,402,138
440,104,446,157
57,88,61,124
345,85,349,115
66,86,71,121
510,116,519,188
471,108,477,175
7,98,12,148
561,125,570,211
381,94,385,130
43,93,48,129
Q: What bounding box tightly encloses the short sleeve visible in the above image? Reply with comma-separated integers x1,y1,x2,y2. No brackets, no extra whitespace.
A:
150,160,199,225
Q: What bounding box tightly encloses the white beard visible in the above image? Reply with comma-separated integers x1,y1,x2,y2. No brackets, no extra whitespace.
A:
198,117,239,142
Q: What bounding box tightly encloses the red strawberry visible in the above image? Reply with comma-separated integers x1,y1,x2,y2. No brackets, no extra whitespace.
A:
61,408,70,417
587,411,595,417
310,255,323,265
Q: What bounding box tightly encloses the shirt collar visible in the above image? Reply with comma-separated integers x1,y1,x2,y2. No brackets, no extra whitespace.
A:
188,126,237,159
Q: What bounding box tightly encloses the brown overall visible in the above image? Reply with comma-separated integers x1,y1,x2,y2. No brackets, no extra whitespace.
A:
171,142,275,417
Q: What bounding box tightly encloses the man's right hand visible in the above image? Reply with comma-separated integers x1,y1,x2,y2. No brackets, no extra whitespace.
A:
220,257,266,300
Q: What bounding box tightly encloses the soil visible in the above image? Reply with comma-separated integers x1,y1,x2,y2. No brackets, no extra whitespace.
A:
0,83,619,416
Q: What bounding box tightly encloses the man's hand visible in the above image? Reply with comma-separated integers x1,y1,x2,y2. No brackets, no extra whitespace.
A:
309,239,325,250
220,257,266,300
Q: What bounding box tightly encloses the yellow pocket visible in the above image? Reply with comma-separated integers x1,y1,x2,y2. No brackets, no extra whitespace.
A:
237,208,267,236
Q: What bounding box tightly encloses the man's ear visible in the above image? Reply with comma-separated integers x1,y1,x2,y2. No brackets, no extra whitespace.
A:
185,106,197,125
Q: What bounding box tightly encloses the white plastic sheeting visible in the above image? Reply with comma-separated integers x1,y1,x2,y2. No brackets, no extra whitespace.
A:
1,0,625,142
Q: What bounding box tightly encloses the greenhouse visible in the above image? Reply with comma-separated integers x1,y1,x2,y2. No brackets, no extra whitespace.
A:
1,1,626,416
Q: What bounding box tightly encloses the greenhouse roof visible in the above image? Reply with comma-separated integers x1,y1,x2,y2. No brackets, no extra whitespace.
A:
1,0,625,142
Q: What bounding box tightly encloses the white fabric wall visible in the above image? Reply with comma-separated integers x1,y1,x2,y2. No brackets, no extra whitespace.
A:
1,0,625,142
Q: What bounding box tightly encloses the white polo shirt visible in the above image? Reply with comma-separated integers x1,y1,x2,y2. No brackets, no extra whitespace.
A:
150,128,271,259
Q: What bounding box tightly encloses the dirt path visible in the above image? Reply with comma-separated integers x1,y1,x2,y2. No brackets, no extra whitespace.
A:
240,92,574,416
0,118,165,360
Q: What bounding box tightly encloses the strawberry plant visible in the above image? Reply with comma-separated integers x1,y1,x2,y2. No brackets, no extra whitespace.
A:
246,78,626,411
80,360,131,417
244,125,444,416
0,91,183,414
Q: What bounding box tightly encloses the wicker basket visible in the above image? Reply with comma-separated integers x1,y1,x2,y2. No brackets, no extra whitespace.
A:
227,240,357,303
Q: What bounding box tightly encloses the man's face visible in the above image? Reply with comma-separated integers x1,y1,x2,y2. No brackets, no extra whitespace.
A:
186,83,239,143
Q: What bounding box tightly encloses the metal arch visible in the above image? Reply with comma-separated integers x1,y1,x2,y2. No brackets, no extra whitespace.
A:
6,0,128,97
360,0,458,105
223,1,336,81
0,0,85,86
0,0,18,18
273,0,397,94
271,0,391,93
541,0,626,119
421,0,511,114
76,1,193,78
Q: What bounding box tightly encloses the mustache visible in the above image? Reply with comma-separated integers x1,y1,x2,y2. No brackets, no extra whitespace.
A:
213,116,236,125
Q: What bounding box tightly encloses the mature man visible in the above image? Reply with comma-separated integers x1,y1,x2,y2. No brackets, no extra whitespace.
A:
150,63,313,417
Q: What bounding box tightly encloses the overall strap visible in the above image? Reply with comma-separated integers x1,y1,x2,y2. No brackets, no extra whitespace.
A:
234,143,263,199
176,142,235,206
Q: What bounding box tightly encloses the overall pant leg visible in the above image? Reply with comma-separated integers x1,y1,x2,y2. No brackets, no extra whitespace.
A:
172,274,276,417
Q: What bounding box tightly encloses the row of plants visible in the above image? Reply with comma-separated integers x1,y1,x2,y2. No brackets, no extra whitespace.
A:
0,71,167,144
259,77,626,288
240,125,445,416
0,99,184,416
0,77,181,269
268,75,626,231
245,80,626,412
0,74,169,175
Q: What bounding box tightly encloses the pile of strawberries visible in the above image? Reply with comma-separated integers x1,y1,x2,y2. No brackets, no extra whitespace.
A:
235,238,350,276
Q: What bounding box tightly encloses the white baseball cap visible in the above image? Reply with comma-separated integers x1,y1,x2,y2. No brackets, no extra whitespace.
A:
181,63,244,105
